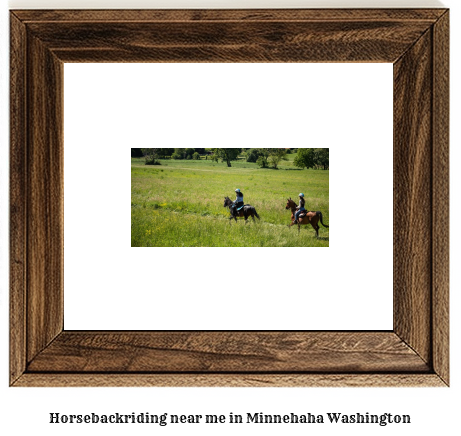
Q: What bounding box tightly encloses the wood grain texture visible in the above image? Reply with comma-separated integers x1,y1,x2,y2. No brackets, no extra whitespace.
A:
26,34,64,362
9,9,449,387
432,11,449,385
393,29,433,364
10,13,28,386
13,373,446,388
12,9,447,23
27,20,432,63
27,332,429,373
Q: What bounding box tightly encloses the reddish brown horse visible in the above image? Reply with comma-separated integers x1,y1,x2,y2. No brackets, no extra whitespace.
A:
285,198,329,237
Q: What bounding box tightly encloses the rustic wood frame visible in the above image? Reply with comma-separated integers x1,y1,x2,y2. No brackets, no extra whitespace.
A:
10,9,449,387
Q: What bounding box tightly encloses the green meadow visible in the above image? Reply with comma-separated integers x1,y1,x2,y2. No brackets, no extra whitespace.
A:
131,154,329,247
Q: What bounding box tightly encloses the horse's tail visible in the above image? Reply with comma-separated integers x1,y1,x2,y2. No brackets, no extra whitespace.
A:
254,208,261,220
316,211,329,228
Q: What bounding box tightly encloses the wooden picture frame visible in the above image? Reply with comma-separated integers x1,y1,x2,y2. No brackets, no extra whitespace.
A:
10,9,449,387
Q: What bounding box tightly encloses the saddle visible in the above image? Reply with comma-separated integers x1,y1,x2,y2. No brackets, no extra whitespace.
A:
233,204,248,217
298,210,311,219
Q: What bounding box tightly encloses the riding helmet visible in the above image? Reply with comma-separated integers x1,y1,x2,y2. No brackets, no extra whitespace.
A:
299,193,304,197
235,189,241,193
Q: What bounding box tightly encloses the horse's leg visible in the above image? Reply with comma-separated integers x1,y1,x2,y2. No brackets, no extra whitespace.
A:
298,223,301,234
311,218,320,238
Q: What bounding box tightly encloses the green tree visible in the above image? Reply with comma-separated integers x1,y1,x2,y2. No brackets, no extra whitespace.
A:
294,148,315,169
268,148,288,169
185,148,196,159
256,149,269,168
213,148,242,167
173,148,186,159
157,148,174,158
192,151,201,160
244,148,260,163
313,148,329,170
141,148,161,165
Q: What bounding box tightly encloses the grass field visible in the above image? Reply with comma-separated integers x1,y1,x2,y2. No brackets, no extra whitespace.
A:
131,154,329,247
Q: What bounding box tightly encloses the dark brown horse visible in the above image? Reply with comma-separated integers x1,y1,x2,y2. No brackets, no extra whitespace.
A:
224,196,260,224
285,198,329,237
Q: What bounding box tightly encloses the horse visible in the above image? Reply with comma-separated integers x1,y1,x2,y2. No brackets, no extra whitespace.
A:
223,196,260,224
285,198,329,237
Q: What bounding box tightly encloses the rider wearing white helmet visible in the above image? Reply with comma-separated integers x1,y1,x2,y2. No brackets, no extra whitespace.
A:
232,188,244,217
293,193,306,224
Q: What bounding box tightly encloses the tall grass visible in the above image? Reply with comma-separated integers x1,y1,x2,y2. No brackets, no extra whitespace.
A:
131,156,329,247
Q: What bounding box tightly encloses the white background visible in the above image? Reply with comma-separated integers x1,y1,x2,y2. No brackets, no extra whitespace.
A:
0,1,458,436
64,63,392,330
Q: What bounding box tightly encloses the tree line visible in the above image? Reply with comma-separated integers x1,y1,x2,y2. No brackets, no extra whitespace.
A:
132,148,205,164
131,147,328,170
242,148,328,170
293,148,329,170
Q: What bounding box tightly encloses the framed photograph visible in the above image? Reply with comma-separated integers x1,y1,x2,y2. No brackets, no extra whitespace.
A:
10,9,449,386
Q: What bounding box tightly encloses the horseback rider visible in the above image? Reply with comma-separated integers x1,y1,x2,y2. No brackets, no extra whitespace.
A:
293,193,306,224
232,189,244,217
